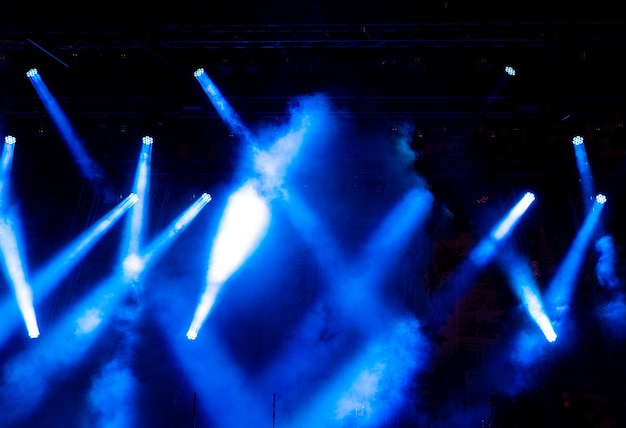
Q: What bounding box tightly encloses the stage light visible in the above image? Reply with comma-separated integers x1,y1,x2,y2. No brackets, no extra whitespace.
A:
545,197,606,318
572,135,584,146
4,135,16,145
140,192,213,271
142,135,153,145
194,68,252,142
504,65,516,76
0,216,40,339
187,181,271,339
596,194,607,204
26,68,38,78
492,191,535,241
26,68,109,195
123,252,145,283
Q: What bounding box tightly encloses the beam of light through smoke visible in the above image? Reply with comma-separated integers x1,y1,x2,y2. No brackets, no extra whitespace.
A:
187,181,270,339
0,194,137,346
432,191,536,318
0,213,39,338
85,194,213,425
470,192,535,266
572,135,596,213
26,70,111,196
0,136,16,205
194,68,254,143
186,93,320,340
121,137,152,281
545,198,605,321
139,193,212,268
497,249,557,342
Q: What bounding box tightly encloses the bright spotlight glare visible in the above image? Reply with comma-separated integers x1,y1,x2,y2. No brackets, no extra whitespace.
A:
572,135,584,146
129,193,139,203
142,136,153,145
504,65,516,76
26,68,38,78
193,68,204,77
201,193,212,203
4,135,16,145
596,194,607,204
122,253,144,282
186,329,198,340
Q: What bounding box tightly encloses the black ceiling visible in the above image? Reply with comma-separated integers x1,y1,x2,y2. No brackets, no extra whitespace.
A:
2,1,626,197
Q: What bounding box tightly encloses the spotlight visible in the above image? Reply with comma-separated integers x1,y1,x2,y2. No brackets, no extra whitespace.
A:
193,68,204,77
572,135,584,146
26,68,38,78
129,193,139,203
201,193,212,203
186,330,198,340
142,136,153,145
596,194,607,204
504,65,516,76
4,135,16,145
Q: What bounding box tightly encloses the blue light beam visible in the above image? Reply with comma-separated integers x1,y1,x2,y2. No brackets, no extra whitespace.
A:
0,136,16,205
194,68,253,142
128,193,212,280
121,137,152,278
26,70,108,189
498,250,557,342
572,135,596,212
0,194,137,346
187,182,270,339
0,213,39,338
545,197,606,320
